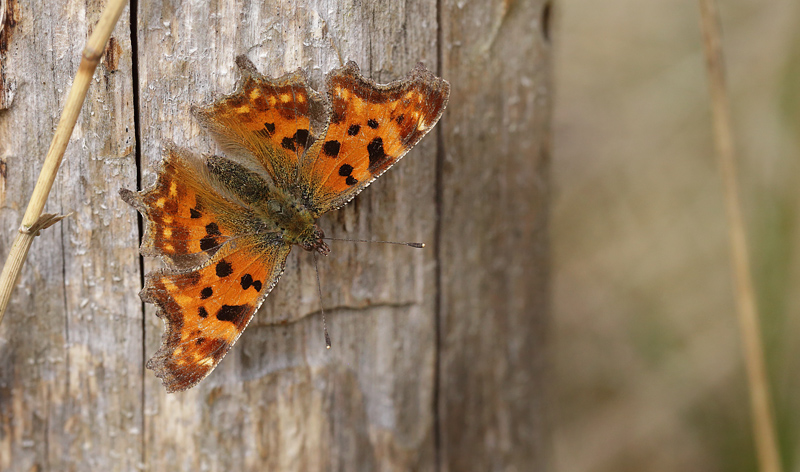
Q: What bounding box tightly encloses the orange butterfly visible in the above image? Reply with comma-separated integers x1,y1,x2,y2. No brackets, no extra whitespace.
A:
121,56,449,392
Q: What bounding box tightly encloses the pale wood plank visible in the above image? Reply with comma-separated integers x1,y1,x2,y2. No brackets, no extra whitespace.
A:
0,0,142,470
136,1,439,470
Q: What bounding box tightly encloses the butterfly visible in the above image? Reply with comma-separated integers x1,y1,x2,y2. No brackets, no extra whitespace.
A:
120,56,449,392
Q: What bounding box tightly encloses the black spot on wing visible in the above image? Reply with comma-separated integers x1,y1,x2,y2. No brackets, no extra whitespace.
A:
347,124,360,136
190,208,202,219
367,119,379,129
216,304,249,326
206,223,221,235
339,164,353,176
198,307,209,318
294,129,311,148
367,137,388,171
200,287,213,299
323,140,341,157
241,274,254,290
216,260,233,278
281,137,296,151
239,274,263,292
200,236,217,251
345,176,358,186
264,122,275,134
201,223,222,250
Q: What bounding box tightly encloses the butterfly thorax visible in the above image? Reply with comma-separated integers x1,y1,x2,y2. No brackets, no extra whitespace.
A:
206,155,330,255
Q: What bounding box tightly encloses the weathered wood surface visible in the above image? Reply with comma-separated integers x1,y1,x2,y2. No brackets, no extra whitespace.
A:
439,1,551,470
0,0,551,470
0,1,141,471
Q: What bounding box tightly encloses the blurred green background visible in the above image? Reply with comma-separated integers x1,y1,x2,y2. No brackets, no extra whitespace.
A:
552,1,800,470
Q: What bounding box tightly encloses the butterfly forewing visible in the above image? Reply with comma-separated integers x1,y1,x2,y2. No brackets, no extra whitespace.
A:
121,146,255,270
298,62,450,214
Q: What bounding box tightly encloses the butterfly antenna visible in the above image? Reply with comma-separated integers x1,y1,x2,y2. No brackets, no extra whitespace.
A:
323,237,425,249
313,251,332,349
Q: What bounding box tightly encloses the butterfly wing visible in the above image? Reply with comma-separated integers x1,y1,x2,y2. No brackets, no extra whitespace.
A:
193,56,328,190
143,235,290,392
121,145,265,270
122,146,292,392
297,62,449,214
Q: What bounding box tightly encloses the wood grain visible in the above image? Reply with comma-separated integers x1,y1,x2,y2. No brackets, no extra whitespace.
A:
0,1,550,470
438,0,552,469
0,1,141,471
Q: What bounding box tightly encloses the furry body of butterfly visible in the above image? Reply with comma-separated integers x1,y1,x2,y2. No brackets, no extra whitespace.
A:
121,56,449,392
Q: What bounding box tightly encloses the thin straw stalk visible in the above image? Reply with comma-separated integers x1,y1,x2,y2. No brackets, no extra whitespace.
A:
0,0,130,323
698,1,783,471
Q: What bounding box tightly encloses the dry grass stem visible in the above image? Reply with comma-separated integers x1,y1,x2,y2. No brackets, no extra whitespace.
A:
0,0,129,324
698,1,783,471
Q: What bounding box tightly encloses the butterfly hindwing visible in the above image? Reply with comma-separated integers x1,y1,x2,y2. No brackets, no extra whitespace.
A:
193,56,328,189
299,61,450,214
143,235,291,392
122,145,291,392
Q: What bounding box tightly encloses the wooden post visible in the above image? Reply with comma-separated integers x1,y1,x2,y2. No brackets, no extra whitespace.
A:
438,1,552,469
0,0,551,470
0,0,142,470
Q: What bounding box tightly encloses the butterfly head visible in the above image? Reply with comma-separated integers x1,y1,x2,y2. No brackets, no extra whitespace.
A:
297,224,330,256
